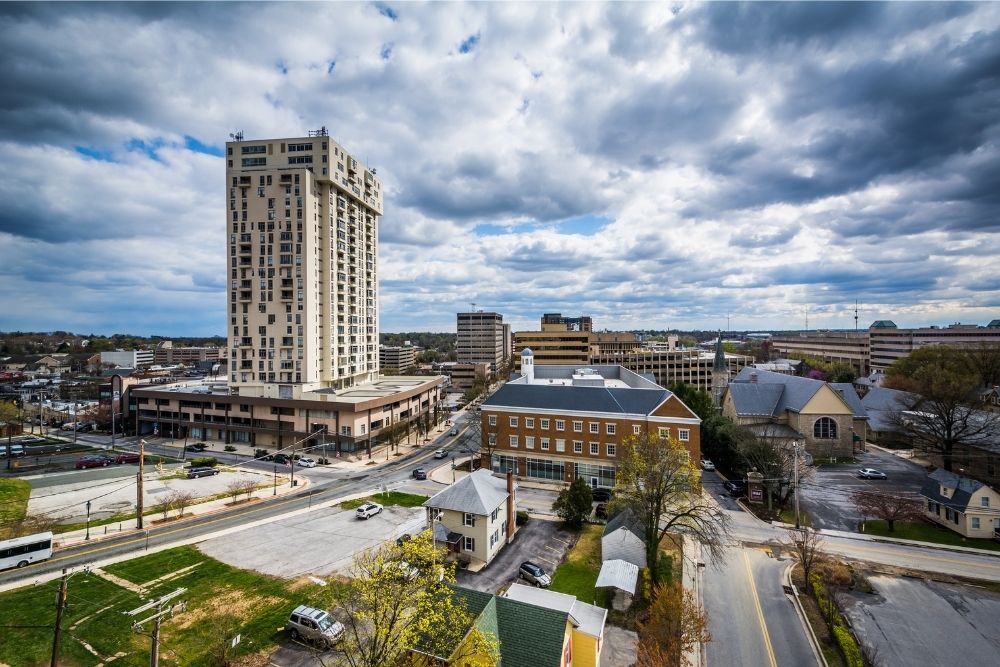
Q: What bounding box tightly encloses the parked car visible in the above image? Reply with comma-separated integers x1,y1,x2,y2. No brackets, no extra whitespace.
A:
286,605,344,648
723,480,746,497
433,449,447,459
450,428,459,436
858,468,888,480
519,561,552,588
273,454,292,465
186,442,208,452
297,457,317,468
75,454,114,469
260,453,275,461
412,468,427,480
187,466,219,479
113,452,141,464
700,459,715,471
594,503,608,519
356,502,383,519
592,488,613,503
7,444,25,457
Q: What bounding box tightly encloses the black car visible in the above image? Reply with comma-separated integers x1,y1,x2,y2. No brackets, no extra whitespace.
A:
723,480,746,497
412,468,427,480
273,454,291,465
186,442,208,452
592,488,613,503
187,466,219,479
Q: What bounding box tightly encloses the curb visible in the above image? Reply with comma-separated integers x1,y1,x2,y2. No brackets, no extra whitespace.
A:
783,562,828,667
770,521,1000,559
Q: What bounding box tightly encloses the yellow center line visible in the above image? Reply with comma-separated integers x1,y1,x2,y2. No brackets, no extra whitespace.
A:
743,550,778,667
43,490,316,566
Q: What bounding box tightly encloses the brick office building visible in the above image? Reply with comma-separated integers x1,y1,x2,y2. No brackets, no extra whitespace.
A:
480,350,701,490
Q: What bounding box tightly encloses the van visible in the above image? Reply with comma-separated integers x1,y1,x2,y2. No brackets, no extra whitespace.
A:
7,444,25,457
286,605,344,648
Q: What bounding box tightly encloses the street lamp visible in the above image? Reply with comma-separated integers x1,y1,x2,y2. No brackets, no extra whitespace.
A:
85,500,92,541
792,441,802,530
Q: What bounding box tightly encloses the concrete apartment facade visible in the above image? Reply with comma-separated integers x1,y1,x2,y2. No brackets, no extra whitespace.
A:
152,343,226,366
379,345,416,373
591,347,752,393
513,323,592,368
869,320,1000,371
770,332,869,374
457,311,506,372
481,351,701,490
225,129,382,394
100,350,154,368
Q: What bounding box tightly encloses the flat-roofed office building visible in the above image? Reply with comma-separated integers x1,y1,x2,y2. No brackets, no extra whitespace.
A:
457,311,506,371
771,332,869,375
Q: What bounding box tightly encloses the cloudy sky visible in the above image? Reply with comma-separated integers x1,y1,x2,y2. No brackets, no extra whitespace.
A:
2,2,999,336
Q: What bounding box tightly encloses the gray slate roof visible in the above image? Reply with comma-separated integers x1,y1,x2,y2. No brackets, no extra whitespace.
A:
731,368,854,417
861,386,913,433
423,468,508,515
920,469,986,512
483,382,671,416
596,559,640,595
829,383,867,418
602,507,645,541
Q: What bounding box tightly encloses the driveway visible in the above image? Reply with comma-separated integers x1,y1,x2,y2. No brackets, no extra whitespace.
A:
198,504,424,578
456,515,574,594
843,575,1000,667
700,469,745,512
798,450,928,531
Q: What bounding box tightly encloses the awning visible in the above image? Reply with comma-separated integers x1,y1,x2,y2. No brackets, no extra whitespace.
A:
596,559,639,595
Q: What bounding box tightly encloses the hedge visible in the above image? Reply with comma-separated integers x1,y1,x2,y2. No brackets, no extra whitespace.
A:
832,625,864,667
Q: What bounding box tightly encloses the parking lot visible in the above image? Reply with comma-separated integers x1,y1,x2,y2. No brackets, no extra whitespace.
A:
843,575,1000,666
197,503,425,578
456,515,574,594
798,449,929,531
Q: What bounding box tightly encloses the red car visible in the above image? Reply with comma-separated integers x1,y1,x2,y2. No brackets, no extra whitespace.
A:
113,452,141,464
75,455,114,469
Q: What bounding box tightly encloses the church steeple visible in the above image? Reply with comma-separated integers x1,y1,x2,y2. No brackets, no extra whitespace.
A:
712,331,728,407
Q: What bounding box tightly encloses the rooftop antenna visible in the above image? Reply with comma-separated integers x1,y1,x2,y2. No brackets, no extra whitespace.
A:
228,131,244,142
854,300,859,332
470,302,476,313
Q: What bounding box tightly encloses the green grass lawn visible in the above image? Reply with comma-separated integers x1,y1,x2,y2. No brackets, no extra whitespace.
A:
0,545,339,666
341,490,428,510
0,478,31,525
862,520,1000,552
779,508,812,527
549,524,607,606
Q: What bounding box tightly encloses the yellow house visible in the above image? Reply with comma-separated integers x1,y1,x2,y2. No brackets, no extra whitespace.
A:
414,583,606,666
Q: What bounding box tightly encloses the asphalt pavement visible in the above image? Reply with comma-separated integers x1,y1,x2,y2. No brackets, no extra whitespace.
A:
798,449,929,531
703,547,818,667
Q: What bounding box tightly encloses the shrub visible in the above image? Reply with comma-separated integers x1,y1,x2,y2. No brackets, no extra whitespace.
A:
832,625,864,667
254,448,269,459
224,445,237,452
189,457,218,468
516,510,530,526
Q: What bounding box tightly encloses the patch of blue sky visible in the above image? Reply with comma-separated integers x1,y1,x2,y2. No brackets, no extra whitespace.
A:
184,136,224,157
74,146,116,162
124,137,167,161
559,215,611,235
375,2,398,21
458,33,480,54
474,223,515,236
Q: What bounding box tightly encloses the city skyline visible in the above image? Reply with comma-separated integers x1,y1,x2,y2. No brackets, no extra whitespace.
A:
1,3,998,336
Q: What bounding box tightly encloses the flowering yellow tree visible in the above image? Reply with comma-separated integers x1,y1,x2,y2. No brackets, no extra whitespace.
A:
333,530,499,667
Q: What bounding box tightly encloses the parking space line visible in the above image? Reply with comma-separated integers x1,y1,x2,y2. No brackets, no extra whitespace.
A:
550,536,570,545
536,556,557,566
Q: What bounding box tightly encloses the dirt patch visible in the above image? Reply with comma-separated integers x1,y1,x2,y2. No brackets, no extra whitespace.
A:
224,497,262,508
173,589,284,632
234,649,273,667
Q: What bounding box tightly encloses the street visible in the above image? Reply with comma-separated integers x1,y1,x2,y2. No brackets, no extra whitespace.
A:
703,547,818,667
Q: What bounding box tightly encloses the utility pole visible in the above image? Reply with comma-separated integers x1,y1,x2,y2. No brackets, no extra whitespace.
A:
137,439,146,529
50,569,68,667
127,588,186,667
793,445,801,530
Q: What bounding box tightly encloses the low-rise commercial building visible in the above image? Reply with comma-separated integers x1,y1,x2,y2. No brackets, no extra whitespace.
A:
378,344,416,373
101,350,154,369
481,350,701,491
770,332,869,375
152,343,226,366
129,375,444,454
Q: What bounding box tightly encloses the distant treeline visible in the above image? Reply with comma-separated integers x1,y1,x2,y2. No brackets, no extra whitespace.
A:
0,331,226,356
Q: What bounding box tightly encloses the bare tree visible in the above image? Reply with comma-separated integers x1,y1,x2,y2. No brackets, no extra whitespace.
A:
616,432,731,580
851,489,922,532
886,346,1000,471
785,527,825,588
225,479,243,504
169,490,195,518
239,477,258,500
738,429,813,512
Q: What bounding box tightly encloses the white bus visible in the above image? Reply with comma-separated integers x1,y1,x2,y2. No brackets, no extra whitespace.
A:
0,531,54,570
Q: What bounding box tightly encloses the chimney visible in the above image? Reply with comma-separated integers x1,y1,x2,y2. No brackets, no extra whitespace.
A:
749,372,758,383
506,471,515,542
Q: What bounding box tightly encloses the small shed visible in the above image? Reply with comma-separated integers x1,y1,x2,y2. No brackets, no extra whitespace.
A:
601,507,647,568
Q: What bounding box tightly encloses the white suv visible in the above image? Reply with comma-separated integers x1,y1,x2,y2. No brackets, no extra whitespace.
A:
286,605,344,648
355,502,383,519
